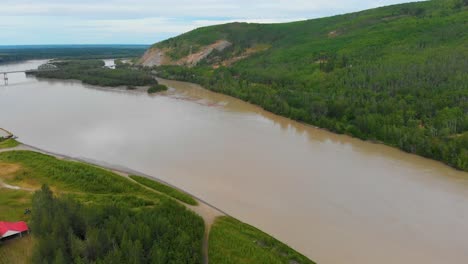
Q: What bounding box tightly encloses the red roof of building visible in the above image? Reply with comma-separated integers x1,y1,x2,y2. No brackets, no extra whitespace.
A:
0,221,29,237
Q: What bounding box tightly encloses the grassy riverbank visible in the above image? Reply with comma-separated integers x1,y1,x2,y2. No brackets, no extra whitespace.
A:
0,148,315,263
210,216,315,264
0,139,19,149
129,175,197,205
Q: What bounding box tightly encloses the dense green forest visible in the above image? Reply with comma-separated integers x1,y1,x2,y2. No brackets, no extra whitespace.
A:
32,60,157,87
0,45,147,63
152,0,468,171
31,185,203,264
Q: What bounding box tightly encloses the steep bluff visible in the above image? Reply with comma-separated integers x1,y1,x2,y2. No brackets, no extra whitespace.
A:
139,40,231,67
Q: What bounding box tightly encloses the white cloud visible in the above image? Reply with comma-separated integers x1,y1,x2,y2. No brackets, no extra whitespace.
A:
1,0,419,18
0,0,422,44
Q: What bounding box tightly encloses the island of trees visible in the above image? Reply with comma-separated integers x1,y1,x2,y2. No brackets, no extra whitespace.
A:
29,59,158,87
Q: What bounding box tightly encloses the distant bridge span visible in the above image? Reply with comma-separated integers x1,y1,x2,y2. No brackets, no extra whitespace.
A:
1,64,57,85
1,70,31,74
1,70,31,85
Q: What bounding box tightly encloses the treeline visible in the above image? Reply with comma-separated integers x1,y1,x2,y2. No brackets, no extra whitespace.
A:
0,45,147,64
153,1,468,171
32,60,157,87
31,185,204,264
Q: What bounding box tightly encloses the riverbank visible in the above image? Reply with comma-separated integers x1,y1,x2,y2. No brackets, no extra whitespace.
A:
154,65,468,172
0,142,222,264
0,142,314,264
156,77,468,173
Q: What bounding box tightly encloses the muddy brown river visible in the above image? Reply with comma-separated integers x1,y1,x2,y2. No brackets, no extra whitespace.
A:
1,60,468,264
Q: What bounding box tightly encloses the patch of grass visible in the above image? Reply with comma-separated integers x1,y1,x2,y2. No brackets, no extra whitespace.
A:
209,216,315,264
130,175,197,205
0,139,19,149
0,189,32,222
0,236,35,264
0,188,34,263
147,84,168,93
69,193,157,209
0,151,149,195
0,151,169,222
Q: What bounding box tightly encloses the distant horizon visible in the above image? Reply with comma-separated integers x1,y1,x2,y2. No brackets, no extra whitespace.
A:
0,44,150,47
1,0,422,45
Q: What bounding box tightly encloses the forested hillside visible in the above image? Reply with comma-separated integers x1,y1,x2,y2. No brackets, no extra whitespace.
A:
149,0,468,171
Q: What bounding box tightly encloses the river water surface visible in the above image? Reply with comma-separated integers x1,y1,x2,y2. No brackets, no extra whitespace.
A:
1,60,468,264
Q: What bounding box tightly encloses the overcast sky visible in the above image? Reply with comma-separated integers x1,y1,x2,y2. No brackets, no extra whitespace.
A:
0,0,418,45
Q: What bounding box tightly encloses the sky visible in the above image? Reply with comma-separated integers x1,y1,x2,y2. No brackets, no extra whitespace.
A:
0,0,418,45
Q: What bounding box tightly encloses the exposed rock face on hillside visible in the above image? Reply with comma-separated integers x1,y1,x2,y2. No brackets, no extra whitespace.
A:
139,40,232,67
139,48,172,67
184,40,231,66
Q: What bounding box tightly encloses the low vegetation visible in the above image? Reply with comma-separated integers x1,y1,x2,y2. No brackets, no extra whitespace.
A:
147,84,168,94
0,150,146,194
153,0,468,171
0,236,36,264
0,138,19,149
0,189,32,222
31,59,157,87
209,216,315,264
130,175,197,205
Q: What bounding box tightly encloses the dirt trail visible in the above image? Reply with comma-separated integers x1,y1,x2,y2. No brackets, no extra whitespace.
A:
0,181,35,191
0,144,224,264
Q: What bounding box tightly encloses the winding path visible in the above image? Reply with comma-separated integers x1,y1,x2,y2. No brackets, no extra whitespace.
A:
0,144,224,264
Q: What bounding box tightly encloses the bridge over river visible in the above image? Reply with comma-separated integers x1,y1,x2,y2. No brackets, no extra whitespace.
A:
1,63,57,85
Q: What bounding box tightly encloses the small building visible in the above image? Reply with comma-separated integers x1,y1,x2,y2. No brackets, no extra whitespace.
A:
0,221,29,240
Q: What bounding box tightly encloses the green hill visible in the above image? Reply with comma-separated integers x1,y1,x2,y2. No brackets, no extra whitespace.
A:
145,0,468,171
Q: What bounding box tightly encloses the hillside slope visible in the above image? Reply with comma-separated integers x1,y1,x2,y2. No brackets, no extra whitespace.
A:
144,0,468,171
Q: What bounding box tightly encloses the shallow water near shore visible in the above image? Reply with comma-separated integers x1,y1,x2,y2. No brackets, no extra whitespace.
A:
1,60,468,264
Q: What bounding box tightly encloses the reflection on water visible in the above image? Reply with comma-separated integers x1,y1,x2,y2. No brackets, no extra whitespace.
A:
1,60,468,264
